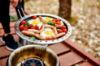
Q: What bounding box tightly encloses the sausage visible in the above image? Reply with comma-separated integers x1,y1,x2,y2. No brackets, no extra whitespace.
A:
22,30,43,39
56,32,65,38
44,24,54,28
39,16,47,24
53,27,58,35
34,34,43,40
39,26,44,33
28,29,40,33
22,30,34,36
45,37,56,40
56,25,62,28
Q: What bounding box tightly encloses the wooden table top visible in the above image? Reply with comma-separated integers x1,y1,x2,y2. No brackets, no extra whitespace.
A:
0,22,100,66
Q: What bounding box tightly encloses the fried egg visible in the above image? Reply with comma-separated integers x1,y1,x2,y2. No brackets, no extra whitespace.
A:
45,17,52,22
40,28,55,39
28,18,43,29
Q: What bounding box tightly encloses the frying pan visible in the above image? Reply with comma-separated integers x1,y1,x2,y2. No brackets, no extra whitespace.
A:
15,5,72,45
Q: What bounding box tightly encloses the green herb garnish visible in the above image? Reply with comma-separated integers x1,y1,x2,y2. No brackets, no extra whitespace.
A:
47,21,55,26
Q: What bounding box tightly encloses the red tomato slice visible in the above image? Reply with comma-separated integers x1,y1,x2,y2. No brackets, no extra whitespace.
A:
24,26,28,30
56,21,61,25
62,29,67,32
21,21,27,25
52,19,56,23
32,16,37,19
61,26,66,29
19,25,24,31
29,24,34,29
34,26,39,30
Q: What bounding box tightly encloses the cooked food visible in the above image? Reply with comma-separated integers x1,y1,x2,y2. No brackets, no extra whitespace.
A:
19,16,68,40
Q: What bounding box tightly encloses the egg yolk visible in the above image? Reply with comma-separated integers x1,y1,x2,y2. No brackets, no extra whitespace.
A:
45,31,53,36
45,17,52,22
40,28,55,39
44,28,55,37
32,20,39,26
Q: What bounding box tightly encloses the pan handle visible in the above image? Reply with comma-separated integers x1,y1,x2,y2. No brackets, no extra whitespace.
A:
17,7,25,18
16,1,25,19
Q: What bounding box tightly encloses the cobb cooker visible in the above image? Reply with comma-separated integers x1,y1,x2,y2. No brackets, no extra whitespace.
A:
8,4,72,66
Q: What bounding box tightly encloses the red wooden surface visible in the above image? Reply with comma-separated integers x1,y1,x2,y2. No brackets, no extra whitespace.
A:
64,40,100,66
78,61,94,66
0,58,7,66
49,43,70,55
0,22,100,66
0,46,11,59
59,52,83,66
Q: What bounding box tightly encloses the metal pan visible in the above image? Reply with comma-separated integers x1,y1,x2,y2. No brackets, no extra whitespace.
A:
8,45,59,66
15,6,72,45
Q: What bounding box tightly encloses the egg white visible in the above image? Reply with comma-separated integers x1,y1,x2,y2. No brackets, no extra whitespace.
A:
28,18,43,29
40,28,55,39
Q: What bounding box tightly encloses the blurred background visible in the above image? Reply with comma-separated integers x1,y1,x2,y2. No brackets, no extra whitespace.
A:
9,0,100,59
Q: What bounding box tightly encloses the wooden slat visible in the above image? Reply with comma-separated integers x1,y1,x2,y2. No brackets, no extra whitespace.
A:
77,61,94,66
10,22,15,28
0,22,15,29
0,27,15,37
49,43,70,55
0,46,11,59
0,58,8,66
59,52,83,66
64,39,100,66
10,27,15,35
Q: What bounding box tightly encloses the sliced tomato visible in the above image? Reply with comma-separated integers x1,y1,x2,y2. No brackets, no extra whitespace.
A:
29,24,34,29
34,26,39,30
52,19,56,23
61,26,66,29
32,16,37,19
19,25,24,31
20,21,27,25
62,29,67,32
56,21,61,25
55,19,61,22
24,26,28,30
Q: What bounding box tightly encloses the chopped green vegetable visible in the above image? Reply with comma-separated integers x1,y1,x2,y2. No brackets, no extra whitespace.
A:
31,37,36,41
26,23,30,26
47,21,55,26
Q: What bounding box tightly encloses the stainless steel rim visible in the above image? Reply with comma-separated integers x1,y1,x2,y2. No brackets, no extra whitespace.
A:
8,45,59,66
15,13,72,44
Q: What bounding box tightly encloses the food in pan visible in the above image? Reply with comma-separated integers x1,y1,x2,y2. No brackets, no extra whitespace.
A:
19,16,68,40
